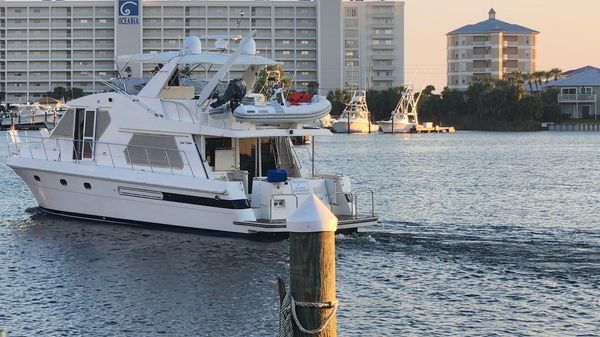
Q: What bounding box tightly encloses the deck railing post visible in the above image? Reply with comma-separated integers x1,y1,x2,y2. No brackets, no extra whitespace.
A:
164,149,174,175
107,143,115,168
144,147,153,172
125,146,134,170
41,139,48,161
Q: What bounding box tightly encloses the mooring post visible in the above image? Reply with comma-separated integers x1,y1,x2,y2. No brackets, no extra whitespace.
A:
0,327,7,337
287,194,338,337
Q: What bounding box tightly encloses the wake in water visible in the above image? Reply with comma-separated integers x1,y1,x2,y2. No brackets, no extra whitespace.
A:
338,220,600,282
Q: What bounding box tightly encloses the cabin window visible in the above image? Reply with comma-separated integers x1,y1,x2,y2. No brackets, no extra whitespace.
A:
84,182,91,189
34,175,41,181
124,134,184,169
95,109,111,139
60,179,67,186
51,108,75,138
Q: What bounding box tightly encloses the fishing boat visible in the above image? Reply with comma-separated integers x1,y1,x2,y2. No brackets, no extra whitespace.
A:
377,85,421,133
331,91,378,133
5,33,377,237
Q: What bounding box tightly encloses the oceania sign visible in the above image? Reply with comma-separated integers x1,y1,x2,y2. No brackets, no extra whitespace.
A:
118,0,139,25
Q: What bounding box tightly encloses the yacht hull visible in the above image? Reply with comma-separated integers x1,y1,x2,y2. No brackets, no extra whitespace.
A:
8,159,377,236
8,163,259,235
377,121,416,133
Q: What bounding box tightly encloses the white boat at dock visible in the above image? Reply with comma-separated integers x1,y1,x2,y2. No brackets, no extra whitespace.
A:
331,91,378,133
5,33,377,237
1,103,59,130
377,85,421,133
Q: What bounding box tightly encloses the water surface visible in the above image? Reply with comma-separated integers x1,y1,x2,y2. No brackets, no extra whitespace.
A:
1,131,599,336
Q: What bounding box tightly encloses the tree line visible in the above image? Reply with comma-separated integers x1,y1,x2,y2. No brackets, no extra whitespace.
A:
326,72,563,131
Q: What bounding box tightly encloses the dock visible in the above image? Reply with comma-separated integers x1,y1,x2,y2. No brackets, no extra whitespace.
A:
413,124,456,133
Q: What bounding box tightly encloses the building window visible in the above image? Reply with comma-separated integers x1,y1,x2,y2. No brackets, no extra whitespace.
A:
282,51,290,55
300,51,309,55
344,7,357,17
345,50,358,58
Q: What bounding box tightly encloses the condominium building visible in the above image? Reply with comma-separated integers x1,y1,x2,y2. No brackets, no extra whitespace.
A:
0,0,404,103
339,0,404,91
447,8,538,90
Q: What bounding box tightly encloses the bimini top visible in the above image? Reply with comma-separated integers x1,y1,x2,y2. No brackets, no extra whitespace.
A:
116,51,280,66
448,8,539,35
116,34,280,66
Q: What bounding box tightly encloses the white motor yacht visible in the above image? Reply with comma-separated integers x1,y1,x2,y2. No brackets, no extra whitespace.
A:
331,91,378,133
5,33,377,237
377,85,422,133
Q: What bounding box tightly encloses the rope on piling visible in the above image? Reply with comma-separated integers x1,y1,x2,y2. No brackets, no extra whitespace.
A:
278,292,338,336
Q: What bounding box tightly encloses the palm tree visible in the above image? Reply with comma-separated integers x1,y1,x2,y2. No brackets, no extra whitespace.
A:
549,68,562,81
532,71,545,92
526,72,536,91
543,70,552,83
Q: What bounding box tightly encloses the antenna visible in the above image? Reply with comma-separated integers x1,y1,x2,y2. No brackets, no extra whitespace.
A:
232,10,245,41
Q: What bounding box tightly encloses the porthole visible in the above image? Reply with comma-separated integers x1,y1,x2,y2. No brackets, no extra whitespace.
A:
34,175,40,182
84,183,91,190
60,179,67,186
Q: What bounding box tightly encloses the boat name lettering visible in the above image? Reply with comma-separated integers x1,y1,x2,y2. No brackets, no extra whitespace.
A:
290,180,311,195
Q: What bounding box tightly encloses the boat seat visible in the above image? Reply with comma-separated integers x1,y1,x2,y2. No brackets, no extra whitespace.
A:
287,92,313,106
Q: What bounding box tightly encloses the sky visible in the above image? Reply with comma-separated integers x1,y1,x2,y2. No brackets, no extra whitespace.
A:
404,0,600,93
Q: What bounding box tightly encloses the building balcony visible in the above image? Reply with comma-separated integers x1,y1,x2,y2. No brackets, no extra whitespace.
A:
372,64,394,71
558,94,597,103
370,12,394,18
503,41,519,47
472,54,492,60
472,40,490,46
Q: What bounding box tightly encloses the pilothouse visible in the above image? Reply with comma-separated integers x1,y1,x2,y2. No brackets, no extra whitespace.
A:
6,32,377,236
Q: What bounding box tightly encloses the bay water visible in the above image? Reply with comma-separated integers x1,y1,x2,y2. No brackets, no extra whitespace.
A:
1,131,599,336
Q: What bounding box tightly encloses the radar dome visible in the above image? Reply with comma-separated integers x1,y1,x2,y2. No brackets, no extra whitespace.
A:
184,36,202,55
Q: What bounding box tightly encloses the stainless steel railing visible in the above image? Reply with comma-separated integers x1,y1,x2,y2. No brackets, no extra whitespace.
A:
5,133,197,178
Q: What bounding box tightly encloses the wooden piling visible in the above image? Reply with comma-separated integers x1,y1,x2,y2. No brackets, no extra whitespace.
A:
287,195,338,337
0,328,7,337
290,231,336,336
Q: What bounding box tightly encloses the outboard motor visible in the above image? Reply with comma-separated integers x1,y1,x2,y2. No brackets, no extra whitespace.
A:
269,88,285,105
210,78,247,111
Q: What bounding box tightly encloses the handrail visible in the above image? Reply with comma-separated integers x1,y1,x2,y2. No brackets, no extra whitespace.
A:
353,189,375,217
328,190,351,210
6,134,197,179
269,193,299,223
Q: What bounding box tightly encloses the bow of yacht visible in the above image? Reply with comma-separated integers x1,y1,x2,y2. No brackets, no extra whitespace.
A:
5,32,378,236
